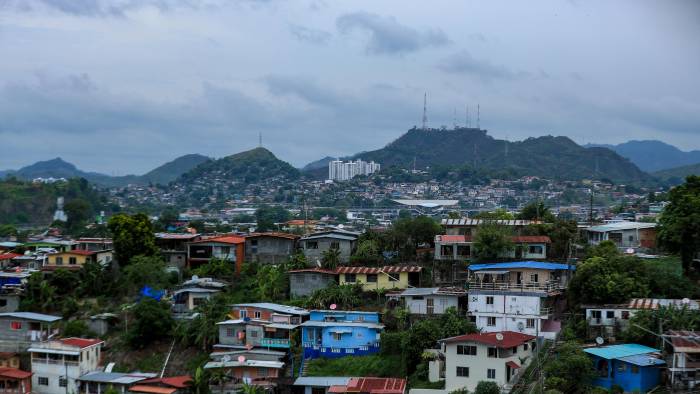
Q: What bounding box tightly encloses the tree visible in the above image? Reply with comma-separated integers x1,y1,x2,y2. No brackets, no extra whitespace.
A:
518,201,555,222
78,260,115,297
122,255,173,294
255,205,290,232
0,224,17,237
306,283,362,310
182,294,231,351
188,366,210,394
127,298,174,348
351,239,382,265
658,175,700,272
192,258,235,279
568,255,649,306
387,216,441,259
544,341,595,393
473,224,513,261
624,306,700,347
64,198,93,232
108,213,159,266
474,381,500,394
321,248,341,269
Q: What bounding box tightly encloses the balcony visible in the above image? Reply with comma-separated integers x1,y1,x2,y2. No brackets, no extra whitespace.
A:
588,317,617,326
260,338,290,348
467,280,565,294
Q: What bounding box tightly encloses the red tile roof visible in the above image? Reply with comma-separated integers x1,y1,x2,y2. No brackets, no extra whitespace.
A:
0,367,32,379
53,250,97,256
129,385,177,394
506,360,521,369
246,232,300,240
344,378,406,394
59,338,103,348
0,253,22,260
441,331,535,348
286,220,317,226
191,235,245,245
288,268,337,275
138,376,192,389
335,266,422,274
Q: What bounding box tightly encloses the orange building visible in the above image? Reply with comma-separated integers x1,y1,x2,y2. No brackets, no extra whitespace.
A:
187,235,246,273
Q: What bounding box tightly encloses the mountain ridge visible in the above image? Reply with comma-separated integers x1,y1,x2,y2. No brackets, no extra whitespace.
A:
585,140,700,172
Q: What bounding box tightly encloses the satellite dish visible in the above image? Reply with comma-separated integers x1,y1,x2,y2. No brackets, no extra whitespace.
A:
221,355,231,363
192,275,199,280
682,298,691,305
517,322,525,332
625,248,635,254
595,337,605,345
338,224,344,229
237,355,246,363
330,304,337,310
495,333,504,341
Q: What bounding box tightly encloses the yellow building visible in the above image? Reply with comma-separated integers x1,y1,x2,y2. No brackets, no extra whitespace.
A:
337,266,422,291
43,249,113,272
0,352,20,369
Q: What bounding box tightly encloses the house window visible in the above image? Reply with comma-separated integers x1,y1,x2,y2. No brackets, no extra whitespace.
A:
59,378,67,387
526,319,535,329
530,273,539,283
226,328,235,337
38,377,49,386
412,296,424,300
487,369,496,379
487,317,496,327
486,296,494,305
606,311,615,319
456,367,469,377
56,257,63,265
523,343,529,351
621,311,630,320
388,274,398,282
307,330,315,340
250,331,258,338
254,311,261,319
528,245,543,254
469,316,476,323
366,274,378,283
330,242,340,250
487,347,497,358
345,274,356,283
457,345,477,356
333,333,343,341
306,241,318,249
257,368,268,377
617,363,627,372
69,257,77,265
239,310,247,319
10,321,21,330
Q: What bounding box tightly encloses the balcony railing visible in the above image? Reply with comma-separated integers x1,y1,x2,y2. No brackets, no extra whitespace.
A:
31,359,79,366
467,280,564,293
587,317,617,326
260,338,290,348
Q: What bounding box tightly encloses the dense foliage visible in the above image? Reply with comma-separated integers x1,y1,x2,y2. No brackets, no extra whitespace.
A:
658,175,700,272
108,213,160,266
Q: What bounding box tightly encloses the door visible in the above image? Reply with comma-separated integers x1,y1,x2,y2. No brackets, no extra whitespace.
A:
427,298,434,315
516,272,522,285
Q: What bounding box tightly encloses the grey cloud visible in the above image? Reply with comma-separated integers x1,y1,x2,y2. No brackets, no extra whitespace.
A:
336,12,449,55
289,24,332,45
264,75,343,107
437,50,528,81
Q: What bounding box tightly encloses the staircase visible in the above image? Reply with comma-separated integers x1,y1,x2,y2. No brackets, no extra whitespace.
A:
299,358,310,377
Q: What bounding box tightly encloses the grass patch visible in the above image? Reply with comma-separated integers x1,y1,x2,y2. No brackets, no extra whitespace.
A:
305,355,404,377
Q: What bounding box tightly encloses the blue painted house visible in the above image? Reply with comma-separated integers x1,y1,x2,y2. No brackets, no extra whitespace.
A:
301,310,384,359
584,344,665,393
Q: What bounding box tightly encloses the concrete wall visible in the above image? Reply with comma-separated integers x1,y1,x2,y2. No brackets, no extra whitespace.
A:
338,272,412,291
290,272,336,297
405,295,458,315
245,237,296,265
0,295,20,313
302,238,354,264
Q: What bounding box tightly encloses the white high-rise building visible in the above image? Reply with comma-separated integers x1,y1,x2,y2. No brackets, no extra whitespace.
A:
328,159,381,181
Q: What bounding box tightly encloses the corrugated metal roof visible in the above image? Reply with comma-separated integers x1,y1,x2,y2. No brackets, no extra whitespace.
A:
0,312,61,322
617,354,666,366
78,372,156,384
587,221,657,232
441,219,541,226
293,377,352,387
584,344,659,360
300,321,384,329
231,303,309,316
468,261,574,271
336,266,422,274
628,298,699,310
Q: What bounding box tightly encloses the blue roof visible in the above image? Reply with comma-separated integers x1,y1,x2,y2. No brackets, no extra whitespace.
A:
468,261,575,271
584,344,660,360
617,354,666,367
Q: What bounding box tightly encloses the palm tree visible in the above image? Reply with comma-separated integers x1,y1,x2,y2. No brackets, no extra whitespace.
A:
208,368,229,394
240,384,264,394
321,248,341,269
187,366,210,394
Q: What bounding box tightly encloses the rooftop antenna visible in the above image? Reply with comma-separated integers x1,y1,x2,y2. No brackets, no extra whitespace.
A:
477,104,480,129
422,92,428,130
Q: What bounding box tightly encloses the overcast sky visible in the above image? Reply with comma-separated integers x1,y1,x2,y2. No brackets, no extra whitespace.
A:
1,0,699,174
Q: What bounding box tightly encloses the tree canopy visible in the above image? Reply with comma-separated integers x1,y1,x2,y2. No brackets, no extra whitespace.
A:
107,213,159,266
658,175,700,272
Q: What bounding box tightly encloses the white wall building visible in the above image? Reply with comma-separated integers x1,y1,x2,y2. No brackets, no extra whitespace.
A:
29,338,103,394
436,331,536,392
395,287,466,316
328,160,381,181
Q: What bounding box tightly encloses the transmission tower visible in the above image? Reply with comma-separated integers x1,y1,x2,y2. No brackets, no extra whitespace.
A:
422,92,428,130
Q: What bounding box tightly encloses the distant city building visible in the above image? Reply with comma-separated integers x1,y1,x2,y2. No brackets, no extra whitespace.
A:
328,160,380,181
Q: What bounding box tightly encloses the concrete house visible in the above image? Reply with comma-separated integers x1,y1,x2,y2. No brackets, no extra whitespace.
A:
77,371,156,394
337,266,422,292
216,303,309,351
0,366,32,394
440,219,541,237
585,344,665,393
187,235,245,273
29,338,103,394
42,250,113,272
75,238,113,252
155,233,201,271
171,277,227,317
586,221,657,250
288,268,338,297
244,233,300,264
301,310,384,359
293,377,352,394
436,331,536,392
665,330,700,390
467,262,573,339
394,287,467,316
204,349,285,392
323,378,406,394
434,235,550,261
300,230,360,265
129,375,192,394
0,312,61,352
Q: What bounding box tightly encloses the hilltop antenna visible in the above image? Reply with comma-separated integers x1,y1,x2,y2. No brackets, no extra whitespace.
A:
258,131,262,148
453,107,458,130
422,92,428,130
465,105,469,128
477,104,480,129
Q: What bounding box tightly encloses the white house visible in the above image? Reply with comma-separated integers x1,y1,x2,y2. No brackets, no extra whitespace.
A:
435,331,536,392
29,338,103,394
395,287,466,316
585,221,657,250
666,330,700,390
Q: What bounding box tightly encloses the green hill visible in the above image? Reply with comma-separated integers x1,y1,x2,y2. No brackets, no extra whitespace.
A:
653,163,700,185
177,147,299,184
355,127,650,183
140,154,210,185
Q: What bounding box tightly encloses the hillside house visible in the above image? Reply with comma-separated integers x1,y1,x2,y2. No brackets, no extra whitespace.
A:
584,344,665,393
77,372,156,394
440,219,541,237
393,287,467,316
467,261,573,339
244,233,299,264
75,238,113,252
300,230,359,264
434,331,536,392
324,378,406,394
155,233,201,271
171,277,227,317
0,312,61,352
129,376,192,394
586,221,657,250
0,352,20,369
665,330,700,390
42,250,113,272
0,367,32,394
434,235,550,260
216,303,309,351
187,235,245,273
301,310,384,359
337,266,422,291
29,338,103,394
288,268,338,297
204,349,285,392
293,377,351,394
